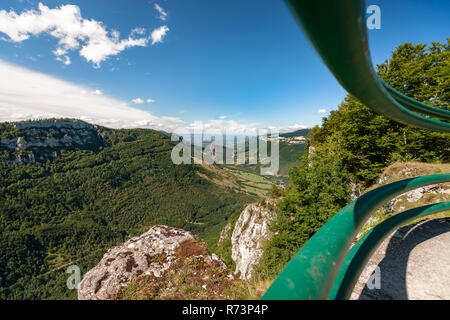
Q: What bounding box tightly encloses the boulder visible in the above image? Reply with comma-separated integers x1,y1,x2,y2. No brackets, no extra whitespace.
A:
78,225,232,300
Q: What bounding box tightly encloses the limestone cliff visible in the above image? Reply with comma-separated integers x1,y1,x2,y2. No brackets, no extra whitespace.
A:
0,119,104,163
226,199,276,280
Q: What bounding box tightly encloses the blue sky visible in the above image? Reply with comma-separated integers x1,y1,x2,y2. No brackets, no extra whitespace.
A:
0,0,449,133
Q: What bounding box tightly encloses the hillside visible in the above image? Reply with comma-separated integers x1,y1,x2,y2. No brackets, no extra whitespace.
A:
280,129,310,138
225,129,309,182
0,119,257,299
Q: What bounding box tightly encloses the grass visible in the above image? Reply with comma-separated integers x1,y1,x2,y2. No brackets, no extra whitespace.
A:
224,276,274,300
200,163,274,198
114,239,240,300
357,161,450,241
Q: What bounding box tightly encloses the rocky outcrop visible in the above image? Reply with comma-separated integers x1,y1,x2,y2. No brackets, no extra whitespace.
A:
218,222,232,244
356,162,449,240
374,162,449,214
78,225,234,300
386,184,450,212
0,119,103,163
231,199,276,280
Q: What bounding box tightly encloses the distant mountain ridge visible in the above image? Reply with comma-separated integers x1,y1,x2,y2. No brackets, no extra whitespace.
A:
279,128,310,138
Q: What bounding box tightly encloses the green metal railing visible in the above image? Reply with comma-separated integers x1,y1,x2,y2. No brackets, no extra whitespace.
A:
261,0,450,300
328,201,450,300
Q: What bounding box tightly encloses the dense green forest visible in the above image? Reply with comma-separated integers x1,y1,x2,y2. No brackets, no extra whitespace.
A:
258,40,450,278
0,126,256,299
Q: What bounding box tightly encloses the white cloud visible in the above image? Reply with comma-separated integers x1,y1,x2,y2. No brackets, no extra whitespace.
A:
151,25,169,45
130,27,146,36
218,115,227,119
56,55,71,65
132,98,156,104
0,60,183,131
0,60,309,136
278,123,308,133
172,119,308,136
131,98,145,104
155,4,168,21
81,89,102,95
0,3,169,67
317,108,327,114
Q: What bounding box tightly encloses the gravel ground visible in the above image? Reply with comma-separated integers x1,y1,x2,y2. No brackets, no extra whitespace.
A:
351,218,450,300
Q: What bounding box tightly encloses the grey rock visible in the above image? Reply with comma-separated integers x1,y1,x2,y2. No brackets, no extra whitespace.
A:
231,199,275,279
1,119,103,164
78,225,194,300
78,225,229,300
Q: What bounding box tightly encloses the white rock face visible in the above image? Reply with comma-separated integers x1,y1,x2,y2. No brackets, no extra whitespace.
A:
78,225,229,300
0,120,103,163
231,200,275,280
78,225,194,300
218,222,232,244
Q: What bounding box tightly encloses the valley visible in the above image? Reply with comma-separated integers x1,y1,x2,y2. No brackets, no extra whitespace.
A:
0,119,308,299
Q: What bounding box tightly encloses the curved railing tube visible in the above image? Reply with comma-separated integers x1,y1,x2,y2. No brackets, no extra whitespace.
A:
328,201,450,300
261,174,450,300
283,0,450,132
381,80,450,121
261,0,450,301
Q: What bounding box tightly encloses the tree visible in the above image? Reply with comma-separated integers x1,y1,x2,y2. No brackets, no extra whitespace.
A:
310,40,450,184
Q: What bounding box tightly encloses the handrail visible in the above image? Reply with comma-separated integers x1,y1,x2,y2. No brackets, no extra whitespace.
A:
261,0,450,300
328,201,450,300
283,0,450,132
381,80,450,120
261,174,450,300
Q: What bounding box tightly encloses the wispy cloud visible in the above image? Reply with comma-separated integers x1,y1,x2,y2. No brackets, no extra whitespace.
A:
278,123,308,133
0,60,182,131
81,89,103,95
155,3,168,21
131,98,145,104
0,61,308,135
131,98,155,104
317,108,327,114
0,3,169,68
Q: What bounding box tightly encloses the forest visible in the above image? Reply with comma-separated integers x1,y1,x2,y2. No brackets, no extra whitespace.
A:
0,126,256,299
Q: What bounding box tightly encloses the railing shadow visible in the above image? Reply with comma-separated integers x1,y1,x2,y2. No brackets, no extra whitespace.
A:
357,218,450,300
